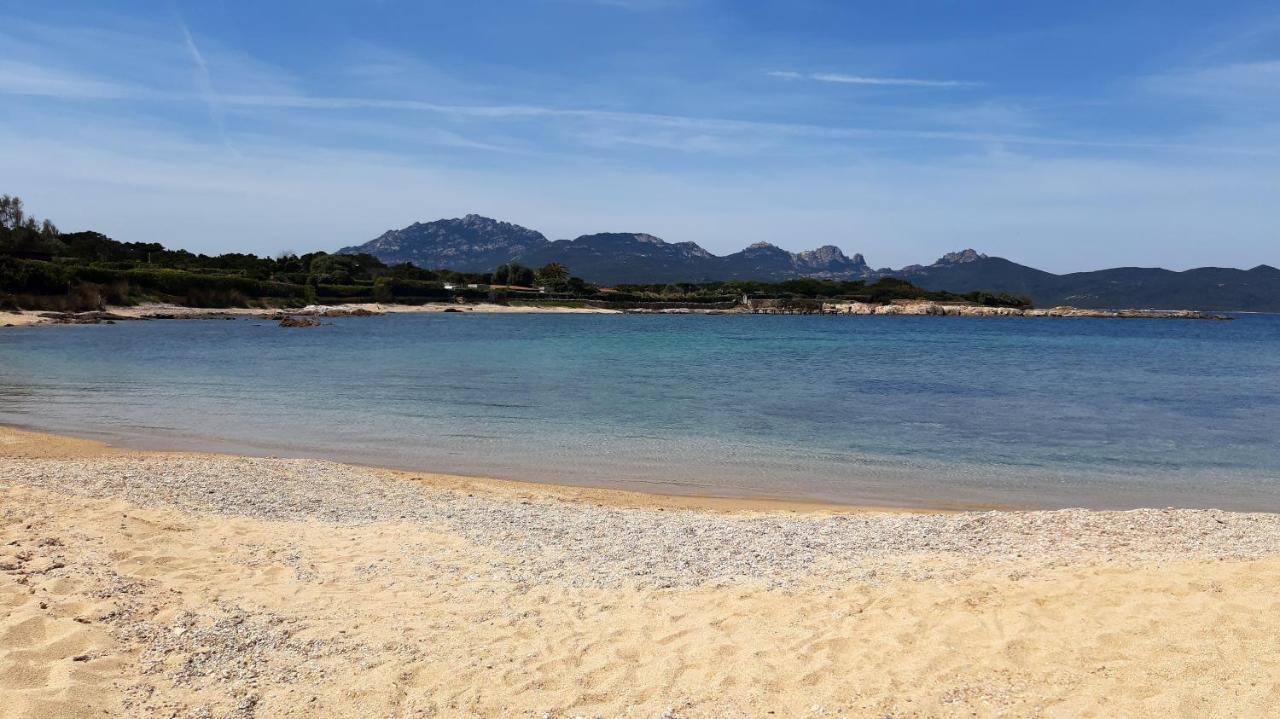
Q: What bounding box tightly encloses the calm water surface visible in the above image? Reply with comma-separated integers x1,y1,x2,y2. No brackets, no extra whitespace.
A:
2,313,1278,509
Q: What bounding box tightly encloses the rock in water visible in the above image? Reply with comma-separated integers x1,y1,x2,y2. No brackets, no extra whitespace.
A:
278,317,321,328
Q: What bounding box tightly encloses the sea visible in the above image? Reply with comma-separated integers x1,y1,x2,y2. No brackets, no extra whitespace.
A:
2,312,1278,510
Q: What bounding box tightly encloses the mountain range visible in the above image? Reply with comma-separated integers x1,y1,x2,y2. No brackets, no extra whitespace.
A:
340,215,1280,311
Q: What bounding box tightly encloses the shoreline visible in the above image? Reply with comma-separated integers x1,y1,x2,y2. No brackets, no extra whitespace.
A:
0,425,950,515
1,423,1274,519
1,420,1272,514
2,299,1229,327
0,301,622,327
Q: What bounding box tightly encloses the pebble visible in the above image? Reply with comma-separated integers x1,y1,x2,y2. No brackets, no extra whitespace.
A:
3,454,1279,589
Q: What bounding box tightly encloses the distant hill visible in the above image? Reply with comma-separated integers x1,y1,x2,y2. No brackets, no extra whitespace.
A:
713,242,871,283
338,215,549,271
343,217,873,284
895,255,1280,312
519,233,719,283
340,215,1279,311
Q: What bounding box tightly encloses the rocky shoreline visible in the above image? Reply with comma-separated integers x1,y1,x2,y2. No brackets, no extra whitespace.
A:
818,301,1223,319
613,300,1226,319
4,300,1228,327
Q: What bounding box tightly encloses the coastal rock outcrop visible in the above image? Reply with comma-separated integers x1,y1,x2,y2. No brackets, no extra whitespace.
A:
278,316,322,328
36,311,138,324
815,301,1222,319
291,305,383,318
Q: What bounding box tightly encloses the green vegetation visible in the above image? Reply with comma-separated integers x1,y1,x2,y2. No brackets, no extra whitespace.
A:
0,195,62,258
491,262,535,286
0,195,504,311
1,194,1031,312
610,276,1031,308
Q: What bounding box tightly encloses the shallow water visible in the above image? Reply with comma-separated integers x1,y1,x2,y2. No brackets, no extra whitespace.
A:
2,313,1278,509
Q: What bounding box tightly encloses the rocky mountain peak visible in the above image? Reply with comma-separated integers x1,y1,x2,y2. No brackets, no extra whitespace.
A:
338,215,549,271
341,215,879,283
747,240,783,254
792,245,871,276
795,245,847,263
673,241,713,258
935,249,988,266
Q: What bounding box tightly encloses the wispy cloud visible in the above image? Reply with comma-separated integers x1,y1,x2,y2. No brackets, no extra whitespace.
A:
769,70,975,88
1145,60,1280,98
0,63,1265,157
204,92,1271,156
0,59,133,99
177,19,236,153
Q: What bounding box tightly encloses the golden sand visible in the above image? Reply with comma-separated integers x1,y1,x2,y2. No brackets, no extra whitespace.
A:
2,427,1278,718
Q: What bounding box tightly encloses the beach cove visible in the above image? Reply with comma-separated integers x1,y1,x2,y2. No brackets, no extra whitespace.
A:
2,312,1277,511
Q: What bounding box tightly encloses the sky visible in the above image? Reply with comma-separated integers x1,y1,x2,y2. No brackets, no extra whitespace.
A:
1,1,1277,272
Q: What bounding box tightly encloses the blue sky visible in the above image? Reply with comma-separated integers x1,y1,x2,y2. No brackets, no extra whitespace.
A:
1,1,1277,271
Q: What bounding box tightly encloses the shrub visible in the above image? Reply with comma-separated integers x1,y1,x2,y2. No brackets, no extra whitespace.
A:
183,286,250,308
0,257,72,294
315,283,374,300
68,283,104,311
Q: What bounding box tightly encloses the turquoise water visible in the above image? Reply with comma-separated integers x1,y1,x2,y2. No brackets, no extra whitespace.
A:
2,313,1278,509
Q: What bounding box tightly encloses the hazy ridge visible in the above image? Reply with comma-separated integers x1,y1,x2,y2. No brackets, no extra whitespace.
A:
342,216,1280,311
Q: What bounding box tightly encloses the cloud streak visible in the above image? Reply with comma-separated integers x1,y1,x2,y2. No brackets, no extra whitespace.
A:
770,70,975,88
0,62,1267,157
0,59,133,99
177,19,236,153
1145,60,1280,99
205,91,1274,156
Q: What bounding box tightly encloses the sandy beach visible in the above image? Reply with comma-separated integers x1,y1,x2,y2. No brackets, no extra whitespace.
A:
0,302,620,328
2,426,1279,718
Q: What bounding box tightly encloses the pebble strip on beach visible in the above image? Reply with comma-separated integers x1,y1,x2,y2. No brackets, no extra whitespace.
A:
3,453,1278,589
